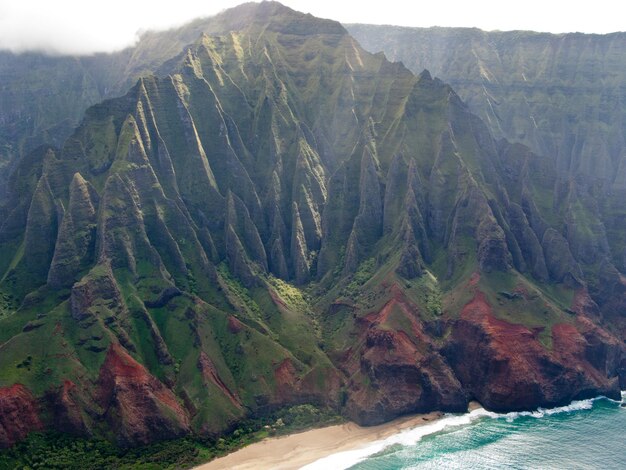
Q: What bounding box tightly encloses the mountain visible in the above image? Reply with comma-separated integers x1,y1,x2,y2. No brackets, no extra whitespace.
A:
346,23,626,337
0,1,624,450
346,25,626,186
0,0,337,195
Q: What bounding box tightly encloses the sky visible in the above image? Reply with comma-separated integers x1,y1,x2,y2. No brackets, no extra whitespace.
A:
0,0,623,55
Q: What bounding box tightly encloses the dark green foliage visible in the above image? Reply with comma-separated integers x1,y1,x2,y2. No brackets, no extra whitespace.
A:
343,258,376,299
0,404,341,470
0,432,201,470
273,404,343,431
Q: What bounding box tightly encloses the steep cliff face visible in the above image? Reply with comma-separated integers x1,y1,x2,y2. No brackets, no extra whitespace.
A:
96,344,191,446
0,1,343,195
347,25,626,185
0,384,42,448
445,286,620,411
0,2,623,448
341,287,467,425
350,24,626,337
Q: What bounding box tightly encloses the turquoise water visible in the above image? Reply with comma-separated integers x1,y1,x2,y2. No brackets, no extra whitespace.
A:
304,392,625,470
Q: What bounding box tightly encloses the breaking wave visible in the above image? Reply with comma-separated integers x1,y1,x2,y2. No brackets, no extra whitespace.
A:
300,393,624,470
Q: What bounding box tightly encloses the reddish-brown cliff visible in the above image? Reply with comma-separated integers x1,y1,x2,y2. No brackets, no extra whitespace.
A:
0,384,42,448
445,290,621,411
97,343,190,446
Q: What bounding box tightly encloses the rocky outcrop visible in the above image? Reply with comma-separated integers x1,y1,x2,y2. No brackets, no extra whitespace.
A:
542,228,584,287
589,262,626,338
70,263,126,322
292,136,326,251
96,173,164,276
476,214,511,273
387,156,430,279
45,380,92,437
507,203,549,281
12,175,59,293
344,148,383,272
225,192,268,273
343,290,466,424
267,201,290,279
225,224,257,288
0,384,42,448
97,343,190,446
444,291,621,411
290,203,311,284
396,221,424,279
47,173,98,288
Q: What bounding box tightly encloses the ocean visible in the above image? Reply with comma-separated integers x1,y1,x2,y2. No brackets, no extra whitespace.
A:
303,392,626,470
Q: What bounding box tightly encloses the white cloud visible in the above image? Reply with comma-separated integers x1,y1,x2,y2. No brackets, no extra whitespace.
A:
0,0,622,55
0,0,235,54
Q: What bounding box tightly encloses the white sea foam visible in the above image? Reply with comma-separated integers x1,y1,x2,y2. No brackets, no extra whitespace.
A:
300,396,617,470
498,397,597,422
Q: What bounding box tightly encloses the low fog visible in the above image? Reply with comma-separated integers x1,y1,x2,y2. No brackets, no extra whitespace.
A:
0,0,622,55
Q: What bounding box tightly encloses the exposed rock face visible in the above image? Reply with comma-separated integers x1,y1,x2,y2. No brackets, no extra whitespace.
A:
97,344,190,446
291,203,311,284
343,289,466,424
475,209,511,273
0,384,42,448
70,263,126,322
396,222,424,279
507,203,549,281
591,264,626,339
10,174,59,296
46,380,92,437
445,290,621,410
344,149,384,272
226,192,268,275
197,352,242,409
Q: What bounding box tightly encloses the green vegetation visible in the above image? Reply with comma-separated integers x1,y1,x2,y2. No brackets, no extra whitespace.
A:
424,286,443,317
480,272,571,348
0,434,203,470
343,258,376,299
266,275,312,314
0,291,15,318
347,24,626,185
400,271,444,319
0,405,342,470
217,262,263,321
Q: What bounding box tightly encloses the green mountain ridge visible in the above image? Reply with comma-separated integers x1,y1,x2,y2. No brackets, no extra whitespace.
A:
0,1,623,454
346,24,626,188
0,1,340,194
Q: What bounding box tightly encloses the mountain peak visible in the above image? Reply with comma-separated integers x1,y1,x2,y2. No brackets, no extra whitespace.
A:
208,1,347,36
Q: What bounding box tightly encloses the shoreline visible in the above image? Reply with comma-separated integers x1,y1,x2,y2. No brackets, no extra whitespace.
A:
195,403,481,470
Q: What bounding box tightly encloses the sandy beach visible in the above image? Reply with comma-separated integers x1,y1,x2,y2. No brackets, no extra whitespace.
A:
195,404,480,470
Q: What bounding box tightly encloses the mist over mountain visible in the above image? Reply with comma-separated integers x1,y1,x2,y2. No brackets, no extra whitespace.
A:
347,25,626,187
0,1,623,457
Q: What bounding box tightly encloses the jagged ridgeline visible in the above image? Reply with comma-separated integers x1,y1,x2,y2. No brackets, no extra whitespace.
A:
346,25,626,186
0,2,623,448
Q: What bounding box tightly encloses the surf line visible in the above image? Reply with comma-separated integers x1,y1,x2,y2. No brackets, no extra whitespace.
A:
301,395,623,470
